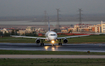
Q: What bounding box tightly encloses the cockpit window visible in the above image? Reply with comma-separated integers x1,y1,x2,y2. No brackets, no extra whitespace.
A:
50,34,56,36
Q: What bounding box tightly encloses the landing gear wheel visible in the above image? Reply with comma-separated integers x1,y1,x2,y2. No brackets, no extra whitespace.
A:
52,44,54,46
60,43,62,46
58,43,62,46
58,43,60,45
40,43,44,46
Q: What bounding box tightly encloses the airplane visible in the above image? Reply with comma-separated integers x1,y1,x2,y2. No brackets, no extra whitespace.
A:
11,20,90,46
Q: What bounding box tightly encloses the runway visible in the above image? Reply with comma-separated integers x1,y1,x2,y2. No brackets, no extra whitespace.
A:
0,43,105,52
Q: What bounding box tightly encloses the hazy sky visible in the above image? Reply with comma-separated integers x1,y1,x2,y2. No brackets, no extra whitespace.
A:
0,0,105,17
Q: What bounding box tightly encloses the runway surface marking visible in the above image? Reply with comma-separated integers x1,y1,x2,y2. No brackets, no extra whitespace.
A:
0,55,105,58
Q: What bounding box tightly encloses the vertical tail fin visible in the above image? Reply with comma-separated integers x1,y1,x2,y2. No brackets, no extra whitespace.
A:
48,17,50,31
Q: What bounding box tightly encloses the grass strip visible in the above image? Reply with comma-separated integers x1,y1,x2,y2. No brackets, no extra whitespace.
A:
0,58,105,66
0,50,105,55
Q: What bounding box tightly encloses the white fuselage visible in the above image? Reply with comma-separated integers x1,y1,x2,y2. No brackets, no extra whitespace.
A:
45,31,57,41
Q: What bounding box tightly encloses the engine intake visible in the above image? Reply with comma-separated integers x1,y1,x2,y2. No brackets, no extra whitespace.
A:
63,39,68,43
35,39,40,44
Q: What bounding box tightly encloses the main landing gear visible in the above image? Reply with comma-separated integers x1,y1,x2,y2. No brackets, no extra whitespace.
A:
40,39,44,46
40,43,44,46
58,43,62,45
58,39,62,46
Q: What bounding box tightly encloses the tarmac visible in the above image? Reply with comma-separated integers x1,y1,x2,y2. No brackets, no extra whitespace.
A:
0,43,105,52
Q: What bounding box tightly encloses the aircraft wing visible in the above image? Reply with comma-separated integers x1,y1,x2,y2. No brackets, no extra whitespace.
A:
57,35,90,39
10,35,47,39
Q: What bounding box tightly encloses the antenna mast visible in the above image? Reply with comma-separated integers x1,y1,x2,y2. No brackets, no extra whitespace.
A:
56,9,60,29
44,10,47,24
78,9,82,28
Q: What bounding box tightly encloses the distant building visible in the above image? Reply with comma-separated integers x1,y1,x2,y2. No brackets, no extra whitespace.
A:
68,28,76,32
61,29,68,33
26,26,35,31
0,28,9,34
17,30,26,35
101,21,105,33
88,24,101,33
17,26,46,35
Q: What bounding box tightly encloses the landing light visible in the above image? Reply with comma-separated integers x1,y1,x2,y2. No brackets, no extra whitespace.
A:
51,40,55,44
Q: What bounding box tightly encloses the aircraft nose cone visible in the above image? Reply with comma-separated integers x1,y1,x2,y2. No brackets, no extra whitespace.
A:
50,37,57,40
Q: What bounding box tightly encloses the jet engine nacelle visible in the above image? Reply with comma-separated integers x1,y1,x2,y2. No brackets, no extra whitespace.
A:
63,39,68,43
35,39,40,44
